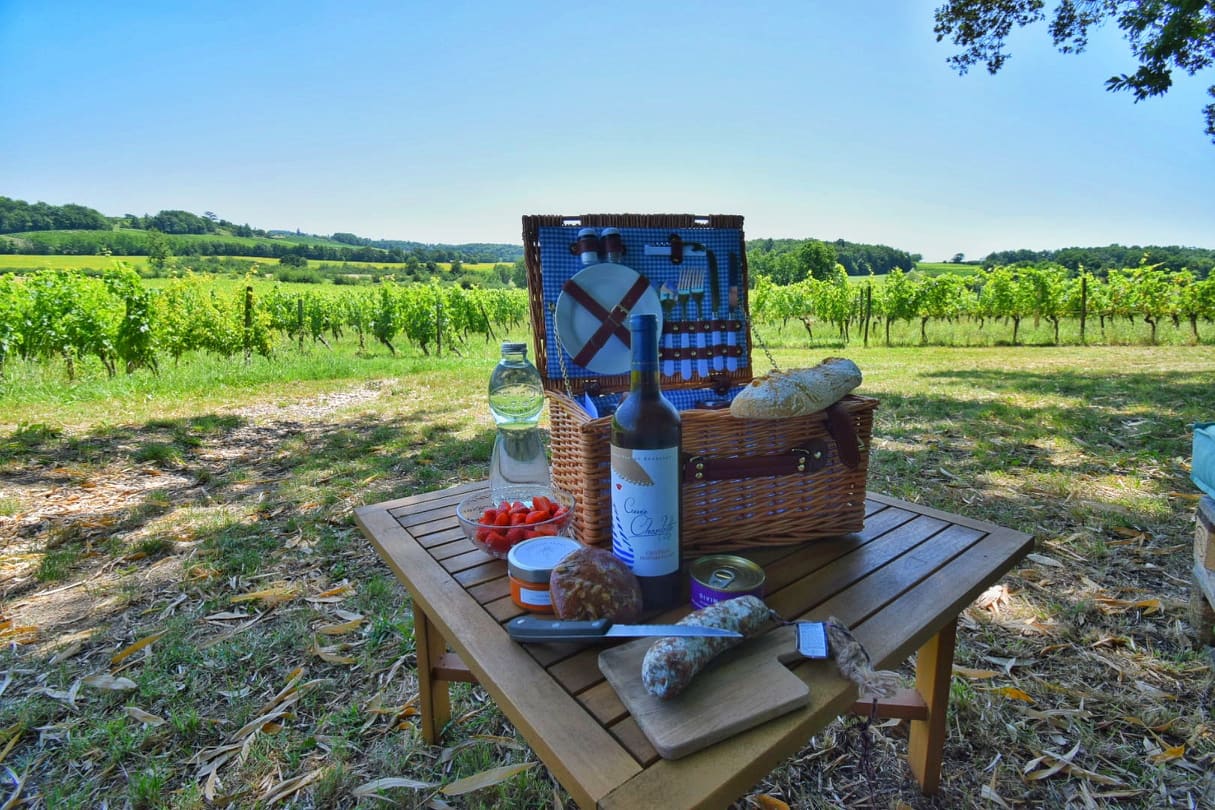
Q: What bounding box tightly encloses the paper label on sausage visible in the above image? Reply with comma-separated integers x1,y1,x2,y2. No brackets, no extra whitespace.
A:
610,445,679,577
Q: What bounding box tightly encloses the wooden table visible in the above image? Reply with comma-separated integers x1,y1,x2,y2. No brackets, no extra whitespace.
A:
355,483,1033,809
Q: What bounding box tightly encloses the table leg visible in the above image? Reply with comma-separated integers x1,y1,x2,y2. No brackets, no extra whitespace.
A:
413,605,451,744
907,617,957,794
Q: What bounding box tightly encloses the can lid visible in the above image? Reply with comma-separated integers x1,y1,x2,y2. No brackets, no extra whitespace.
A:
507,537,581,583
690,554,766,592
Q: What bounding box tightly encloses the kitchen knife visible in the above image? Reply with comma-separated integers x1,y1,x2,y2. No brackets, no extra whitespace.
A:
507,616,743,643
727,252,741,373
727,251,740,313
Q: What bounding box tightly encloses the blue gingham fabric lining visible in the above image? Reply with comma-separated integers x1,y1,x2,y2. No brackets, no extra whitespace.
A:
537,225,747,390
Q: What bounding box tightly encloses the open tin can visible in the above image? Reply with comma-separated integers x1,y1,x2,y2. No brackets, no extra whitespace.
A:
689,554,765,609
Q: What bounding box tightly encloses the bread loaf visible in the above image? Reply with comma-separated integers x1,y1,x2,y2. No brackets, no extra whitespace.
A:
729,357,862,419
549,546,643,622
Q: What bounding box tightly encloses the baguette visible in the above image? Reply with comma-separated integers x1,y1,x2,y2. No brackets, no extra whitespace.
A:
729,357,862,419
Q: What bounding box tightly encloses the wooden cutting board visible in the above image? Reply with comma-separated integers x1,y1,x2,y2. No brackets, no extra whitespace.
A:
598,624,809,760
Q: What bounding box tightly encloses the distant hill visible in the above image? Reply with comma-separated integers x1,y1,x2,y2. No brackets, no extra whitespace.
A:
5,195,1211,276
0,196,524,265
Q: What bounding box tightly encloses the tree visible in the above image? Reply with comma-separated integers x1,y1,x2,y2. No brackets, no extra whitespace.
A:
796,239,838,281
934,1,1215,142
950,252,965,264
146,229,173,273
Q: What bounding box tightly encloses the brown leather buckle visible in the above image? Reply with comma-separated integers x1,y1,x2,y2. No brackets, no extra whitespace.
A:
682,437,830,482
825,402,863,469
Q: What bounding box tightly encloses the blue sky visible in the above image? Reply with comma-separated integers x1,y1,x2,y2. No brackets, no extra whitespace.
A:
2,0,1212,261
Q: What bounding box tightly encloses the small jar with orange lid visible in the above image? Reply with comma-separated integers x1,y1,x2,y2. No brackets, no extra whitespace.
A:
507,536,581,612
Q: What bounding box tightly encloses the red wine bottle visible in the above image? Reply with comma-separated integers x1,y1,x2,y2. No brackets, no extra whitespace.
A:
610,313,681,610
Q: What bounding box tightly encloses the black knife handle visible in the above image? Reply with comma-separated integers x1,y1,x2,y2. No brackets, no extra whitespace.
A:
506,616,611,642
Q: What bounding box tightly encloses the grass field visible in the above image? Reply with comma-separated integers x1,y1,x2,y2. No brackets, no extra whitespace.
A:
0,254,158,271
1,332,1213,807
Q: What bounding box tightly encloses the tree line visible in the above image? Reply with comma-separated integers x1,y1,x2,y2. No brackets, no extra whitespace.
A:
747,237,921,282
982,244,1215,276
0,196,525,265
0,196,111,233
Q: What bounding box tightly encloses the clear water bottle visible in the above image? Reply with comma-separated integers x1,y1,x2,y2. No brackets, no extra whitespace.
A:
488,341,549,498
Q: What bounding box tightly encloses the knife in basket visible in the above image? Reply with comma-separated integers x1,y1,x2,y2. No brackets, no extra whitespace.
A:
727,251,741,372
507,616,743,643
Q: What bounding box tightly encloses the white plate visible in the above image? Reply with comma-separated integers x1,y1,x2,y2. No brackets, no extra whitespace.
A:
554,263,662,375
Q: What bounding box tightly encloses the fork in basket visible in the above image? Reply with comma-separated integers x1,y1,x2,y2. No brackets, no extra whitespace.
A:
688,267,707,378
676,268,694,381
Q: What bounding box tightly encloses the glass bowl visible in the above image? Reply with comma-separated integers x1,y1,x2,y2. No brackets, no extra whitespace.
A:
456,485,575,559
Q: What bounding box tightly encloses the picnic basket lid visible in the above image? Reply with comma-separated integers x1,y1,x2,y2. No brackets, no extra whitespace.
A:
522,213,753,397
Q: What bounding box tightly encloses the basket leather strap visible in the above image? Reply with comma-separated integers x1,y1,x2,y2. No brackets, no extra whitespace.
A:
563,275,652,368
824,402,862,470
683,437,830,482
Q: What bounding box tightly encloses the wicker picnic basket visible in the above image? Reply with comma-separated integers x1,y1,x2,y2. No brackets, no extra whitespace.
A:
523,213,876,554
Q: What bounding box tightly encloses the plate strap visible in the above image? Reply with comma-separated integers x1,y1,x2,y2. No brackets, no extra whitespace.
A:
563,274,652,369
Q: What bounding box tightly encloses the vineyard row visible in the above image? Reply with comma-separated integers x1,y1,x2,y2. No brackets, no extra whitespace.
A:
1,264,1213,379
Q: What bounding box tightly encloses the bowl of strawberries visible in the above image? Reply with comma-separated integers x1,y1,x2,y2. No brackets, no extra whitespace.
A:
456,485,575,559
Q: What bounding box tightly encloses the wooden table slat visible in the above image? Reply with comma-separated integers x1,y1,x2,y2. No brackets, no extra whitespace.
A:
416,525,466,549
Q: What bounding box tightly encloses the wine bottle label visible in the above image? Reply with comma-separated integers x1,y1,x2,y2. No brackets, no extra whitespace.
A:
609,444,679,577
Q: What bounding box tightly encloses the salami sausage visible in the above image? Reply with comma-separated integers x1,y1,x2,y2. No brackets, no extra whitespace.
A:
641,595,774,700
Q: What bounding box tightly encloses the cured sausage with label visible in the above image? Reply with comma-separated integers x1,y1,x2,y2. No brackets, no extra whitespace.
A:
641,595,775,700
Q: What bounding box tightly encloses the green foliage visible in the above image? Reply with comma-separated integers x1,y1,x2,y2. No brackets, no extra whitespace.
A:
984,244,1215,277
748,237,918,277
934,0,1215,143
19,269,122,377
750,262,1215,347
0,274,25,375
0,196,110,233
144,209,217,235
104,264,158,373
796,239,838,281
145,229,172,273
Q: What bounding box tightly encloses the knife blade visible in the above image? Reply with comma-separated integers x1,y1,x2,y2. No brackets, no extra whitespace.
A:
708,249,720,315
506,616,743,643
727,251,741,373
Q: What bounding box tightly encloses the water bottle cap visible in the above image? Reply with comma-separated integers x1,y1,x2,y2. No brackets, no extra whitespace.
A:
501,341,528,354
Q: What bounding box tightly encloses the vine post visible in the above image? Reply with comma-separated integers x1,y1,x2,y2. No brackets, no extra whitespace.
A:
1080,275,1088,346
297,297,305,352
435,298,443,357
244,286,254,364
863,282,872,348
